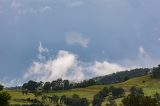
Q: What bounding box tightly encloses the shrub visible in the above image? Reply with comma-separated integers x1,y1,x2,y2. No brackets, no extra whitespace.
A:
0,91,11,106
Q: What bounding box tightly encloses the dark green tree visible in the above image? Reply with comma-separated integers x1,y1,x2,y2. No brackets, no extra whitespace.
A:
122,94,158,106
43,82,51,92
22,80,40,92
0,92,11,106
152,65,160,78
112,87,125,98
0,84,3,91
63,80,70,90
80,98,89,106
130,86,144,96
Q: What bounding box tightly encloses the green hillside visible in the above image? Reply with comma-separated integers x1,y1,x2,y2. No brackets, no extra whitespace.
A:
7,75,160,105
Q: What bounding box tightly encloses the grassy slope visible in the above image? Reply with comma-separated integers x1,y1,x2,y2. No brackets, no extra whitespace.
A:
7,75,160,105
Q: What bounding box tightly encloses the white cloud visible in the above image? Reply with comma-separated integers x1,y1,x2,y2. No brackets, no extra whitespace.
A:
38,41,48,53
90,61,126,76
4,44,160,87
67,1,84,7
119,46,160,68
66,32,89,48
39,6,52,13
0,78,23,87
139,46,147,58
37,42,49,61
10,1,52,15
23,50,82,82
23,45,127,82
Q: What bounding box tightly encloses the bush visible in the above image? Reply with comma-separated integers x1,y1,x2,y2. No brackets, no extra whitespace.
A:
64,94,89,106
112,87,125,98
0,91,11,106
122,94,157,106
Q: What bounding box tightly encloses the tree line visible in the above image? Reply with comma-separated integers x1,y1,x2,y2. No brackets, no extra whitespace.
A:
22,78,96,93
95,68,150,84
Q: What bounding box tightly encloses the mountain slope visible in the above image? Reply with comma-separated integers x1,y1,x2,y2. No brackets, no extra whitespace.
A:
8,75,160,105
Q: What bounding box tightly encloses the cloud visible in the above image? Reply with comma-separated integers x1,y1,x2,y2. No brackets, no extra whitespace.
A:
139,46,147,58
38,41,48,53
10,1,52,15
67,1,84,8
23,50,83,82
90,61,126,76
23,43,126,82
39,6,52,13
37,41,49,61
4,44,160,87
119,46,160,68
66,32,89,48
17,7,37,15
11,1,23,9
0,78,23,87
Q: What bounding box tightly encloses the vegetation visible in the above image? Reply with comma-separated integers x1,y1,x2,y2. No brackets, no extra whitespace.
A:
0,91,11,106
92,87,109,106
0,84,3,91
122,86,159,106
94,68,150,84
152,65,160,78
22,78,96,93
111,87,125,98
4,75,160,105
1,65,160,105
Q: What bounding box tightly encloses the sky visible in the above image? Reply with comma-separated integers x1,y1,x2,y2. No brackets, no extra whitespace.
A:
0,0,160,87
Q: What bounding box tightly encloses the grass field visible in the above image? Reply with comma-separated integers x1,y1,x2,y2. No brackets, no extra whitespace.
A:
6,75,160,105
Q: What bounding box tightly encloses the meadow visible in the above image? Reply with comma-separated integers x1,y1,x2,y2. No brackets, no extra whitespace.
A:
6,75,160,106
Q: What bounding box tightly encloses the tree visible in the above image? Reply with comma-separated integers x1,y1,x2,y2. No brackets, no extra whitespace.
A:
130,86,144,96
64,94,89,106
0,84,3,91
80,98,89,106
22,80,40,92
92,93,103,106
92,87,110,106
0,92,11,106
122,94,158,106
112,87,125,98
152,65,160,78
51,78,63,90
122,87,157,106
63,80,70,90
102,87,109,97
43,82,51,92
